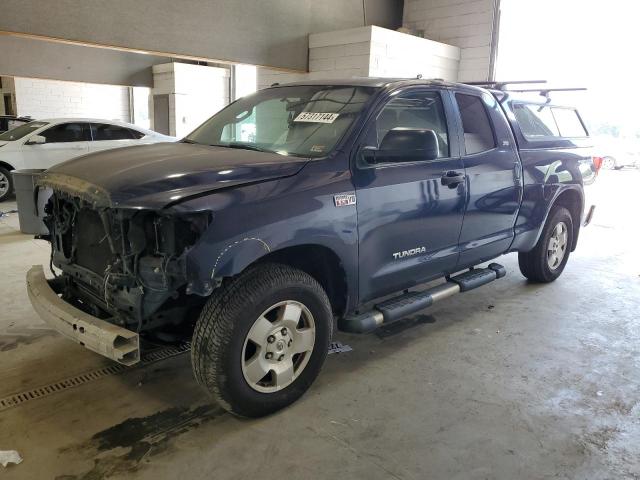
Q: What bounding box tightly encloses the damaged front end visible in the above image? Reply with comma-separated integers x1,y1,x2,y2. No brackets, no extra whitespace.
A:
41,183,211,337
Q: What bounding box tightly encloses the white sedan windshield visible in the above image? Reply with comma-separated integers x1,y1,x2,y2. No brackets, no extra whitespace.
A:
0,121,48,141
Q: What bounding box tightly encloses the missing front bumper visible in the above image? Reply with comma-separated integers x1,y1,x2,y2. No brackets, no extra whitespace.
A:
26,265,140,366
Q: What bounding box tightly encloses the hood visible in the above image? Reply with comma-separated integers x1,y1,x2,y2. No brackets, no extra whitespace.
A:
0,140,8,148
39,142,309,209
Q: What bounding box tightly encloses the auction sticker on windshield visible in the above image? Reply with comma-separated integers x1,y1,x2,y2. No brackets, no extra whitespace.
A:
294,112,339,123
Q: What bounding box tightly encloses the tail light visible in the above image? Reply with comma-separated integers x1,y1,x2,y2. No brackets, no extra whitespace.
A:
592,156,603,174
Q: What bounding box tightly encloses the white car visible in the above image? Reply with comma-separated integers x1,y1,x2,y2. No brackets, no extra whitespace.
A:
0,118,175,201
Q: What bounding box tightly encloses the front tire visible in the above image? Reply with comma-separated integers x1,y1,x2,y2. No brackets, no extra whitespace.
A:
0,167,13,202
518,206,573,283
191,263,333,417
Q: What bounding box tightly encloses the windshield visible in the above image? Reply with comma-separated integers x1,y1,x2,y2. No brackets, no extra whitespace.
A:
0,121,48,141
185,85,376,158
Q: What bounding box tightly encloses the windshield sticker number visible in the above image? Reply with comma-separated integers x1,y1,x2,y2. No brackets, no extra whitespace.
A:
294,112,339,124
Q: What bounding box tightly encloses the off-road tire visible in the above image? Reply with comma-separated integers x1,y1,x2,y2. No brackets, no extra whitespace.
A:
191,263,333,417
0,167,13,202
518,206,573,283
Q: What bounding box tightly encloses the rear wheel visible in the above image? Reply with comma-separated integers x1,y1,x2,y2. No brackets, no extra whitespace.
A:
602,156,616,169
0,167,13,202
191,263,332,417
518,206,573,283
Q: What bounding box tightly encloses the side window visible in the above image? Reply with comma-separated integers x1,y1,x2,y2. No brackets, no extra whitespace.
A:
128,129,145,139
512,104,588,139
42,123,89,143
365,91,449,165
91,123,139,141
551,108,587,137
7,119,27,131
512,104,560,138
455,93,496,155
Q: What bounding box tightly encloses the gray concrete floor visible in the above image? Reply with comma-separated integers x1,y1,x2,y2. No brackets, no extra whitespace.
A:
0,170,639,480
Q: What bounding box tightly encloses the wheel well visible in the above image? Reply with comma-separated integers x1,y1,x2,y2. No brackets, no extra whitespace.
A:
255,245,348,317
0,161,14,172
553,189,582,251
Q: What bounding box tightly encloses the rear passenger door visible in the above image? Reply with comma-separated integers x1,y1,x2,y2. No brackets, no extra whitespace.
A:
89,123,145,152
452,91,522,268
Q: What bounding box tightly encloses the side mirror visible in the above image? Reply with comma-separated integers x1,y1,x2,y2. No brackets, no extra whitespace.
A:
379,128,439,161
360,146,378,166
26,135,46,145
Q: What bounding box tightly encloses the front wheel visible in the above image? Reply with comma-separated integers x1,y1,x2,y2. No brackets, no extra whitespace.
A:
518,206,573,283
191,263,333,417
0,167,13,202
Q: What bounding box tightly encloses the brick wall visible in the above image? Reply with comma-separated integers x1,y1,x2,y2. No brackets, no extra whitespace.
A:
152,63,230,138
403,0,497,82
13,77,131,121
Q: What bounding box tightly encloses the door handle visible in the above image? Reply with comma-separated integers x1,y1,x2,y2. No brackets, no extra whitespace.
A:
441,171,466,188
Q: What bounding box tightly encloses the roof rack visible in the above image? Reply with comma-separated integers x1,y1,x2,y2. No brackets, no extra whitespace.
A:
463,80,547,90
508,87,587,94
463,81,587,100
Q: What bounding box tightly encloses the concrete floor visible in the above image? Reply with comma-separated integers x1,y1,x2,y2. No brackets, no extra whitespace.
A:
0,169,639,479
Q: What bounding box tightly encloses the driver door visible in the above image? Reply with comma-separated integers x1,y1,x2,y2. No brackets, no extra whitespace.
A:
353,89,466,303
21,122,90,169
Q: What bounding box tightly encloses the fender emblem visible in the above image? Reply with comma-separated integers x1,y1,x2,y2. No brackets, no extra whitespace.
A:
334,193,356,207
393,247,426,260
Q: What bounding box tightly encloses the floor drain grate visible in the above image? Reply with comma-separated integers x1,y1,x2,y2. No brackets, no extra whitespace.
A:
0,342,191,412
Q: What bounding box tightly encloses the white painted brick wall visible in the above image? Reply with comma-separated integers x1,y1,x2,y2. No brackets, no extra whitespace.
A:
151,63,230,138
13,77,131,121
403,0,496,82
258,25,460,88
0,76,16,115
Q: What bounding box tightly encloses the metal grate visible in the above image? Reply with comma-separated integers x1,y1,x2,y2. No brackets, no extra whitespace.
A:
0,342,190,412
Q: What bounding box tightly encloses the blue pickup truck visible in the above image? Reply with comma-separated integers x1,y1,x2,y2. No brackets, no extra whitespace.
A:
27,78,599,417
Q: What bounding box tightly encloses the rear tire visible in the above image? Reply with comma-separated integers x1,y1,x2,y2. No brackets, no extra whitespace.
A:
518,206,573,283
0,167,13,202
191,263,333,417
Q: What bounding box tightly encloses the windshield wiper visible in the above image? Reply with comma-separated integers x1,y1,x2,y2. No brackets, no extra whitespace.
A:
213,142,274,153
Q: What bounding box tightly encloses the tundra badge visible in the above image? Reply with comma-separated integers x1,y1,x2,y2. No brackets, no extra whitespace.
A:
393,247,427,260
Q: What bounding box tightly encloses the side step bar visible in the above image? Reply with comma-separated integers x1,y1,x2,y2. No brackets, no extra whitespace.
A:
338,263,506,333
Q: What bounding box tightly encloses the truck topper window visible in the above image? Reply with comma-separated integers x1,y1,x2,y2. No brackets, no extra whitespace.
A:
513,103,587,139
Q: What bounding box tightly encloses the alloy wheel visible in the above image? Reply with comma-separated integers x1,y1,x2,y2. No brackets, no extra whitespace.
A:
0,172,9,198
241,300,316,393
547,221,568,270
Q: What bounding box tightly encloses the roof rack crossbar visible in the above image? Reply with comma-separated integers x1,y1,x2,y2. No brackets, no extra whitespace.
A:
508,87,587,93
463,80,548,90
464,80,547,86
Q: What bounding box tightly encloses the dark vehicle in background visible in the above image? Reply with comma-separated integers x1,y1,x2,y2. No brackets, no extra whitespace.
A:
0,115,31,134
27,78,600,417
